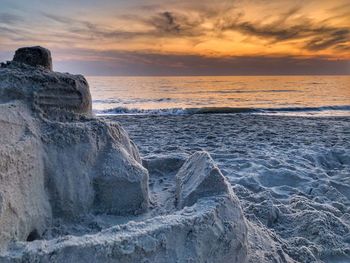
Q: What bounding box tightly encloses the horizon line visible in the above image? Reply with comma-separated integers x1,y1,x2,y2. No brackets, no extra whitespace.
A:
84,74,350,77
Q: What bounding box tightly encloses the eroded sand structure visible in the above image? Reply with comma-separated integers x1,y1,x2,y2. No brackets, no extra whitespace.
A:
0,47,250,262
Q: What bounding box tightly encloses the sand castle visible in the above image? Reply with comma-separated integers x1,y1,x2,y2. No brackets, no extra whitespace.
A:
0,47,248,262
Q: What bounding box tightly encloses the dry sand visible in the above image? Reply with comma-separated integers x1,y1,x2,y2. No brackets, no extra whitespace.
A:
0,47,248,263
107,113,350,263
1,46,349,263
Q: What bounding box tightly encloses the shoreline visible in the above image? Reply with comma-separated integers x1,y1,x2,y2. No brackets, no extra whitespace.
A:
1,45,349,262
0,49,249,263
94,105,350,117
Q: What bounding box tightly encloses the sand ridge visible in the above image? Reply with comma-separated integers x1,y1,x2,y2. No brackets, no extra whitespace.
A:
112,114,350,263
1,46,349,263
0,47,248,263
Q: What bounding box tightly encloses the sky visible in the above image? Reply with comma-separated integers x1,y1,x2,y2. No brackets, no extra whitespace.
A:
0,0,349,75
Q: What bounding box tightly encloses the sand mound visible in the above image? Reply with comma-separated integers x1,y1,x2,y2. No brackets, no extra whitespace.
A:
0,101,51,247
113,113,350,263
1,151,248,263
0,47,149,248
0,47,250,262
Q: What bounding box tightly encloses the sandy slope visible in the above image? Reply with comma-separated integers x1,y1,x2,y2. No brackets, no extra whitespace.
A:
109,114,350,263
0,48,251,263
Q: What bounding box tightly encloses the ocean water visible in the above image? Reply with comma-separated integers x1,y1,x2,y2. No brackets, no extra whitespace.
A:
87,76,350,116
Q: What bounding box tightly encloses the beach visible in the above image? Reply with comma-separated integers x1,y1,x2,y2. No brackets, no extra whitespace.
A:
1,0,350,260
0,46,349,262
107,113,350,262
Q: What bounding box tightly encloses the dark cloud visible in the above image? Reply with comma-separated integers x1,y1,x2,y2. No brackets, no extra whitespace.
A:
0,13,24,39
335,44,350,51
52,49,350,76
43,13,147,40
10,5,350,53
0,13,22,25
43,11,204,40
304,29,350,50
1,1,349,76
148,11,204,37
224,21,303,41
151,12,181,34
43,13,99,35
219,7,350,51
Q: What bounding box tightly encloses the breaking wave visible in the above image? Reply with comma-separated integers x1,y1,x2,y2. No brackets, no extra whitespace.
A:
95,105,350,116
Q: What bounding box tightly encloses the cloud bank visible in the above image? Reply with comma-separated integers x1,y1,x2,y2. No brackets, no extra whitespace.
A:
0,0,349,75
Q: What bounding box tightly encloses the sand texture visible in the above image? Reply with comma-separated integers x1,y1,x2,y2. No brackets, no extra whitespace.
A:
1,165,248,263
111,114,350,263
0,49,150,251
0,46,349,263
0,47,250,263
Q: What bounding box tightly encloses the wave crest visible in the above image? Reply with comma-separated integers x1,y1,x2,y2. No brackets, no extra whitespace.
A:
94,105,350,116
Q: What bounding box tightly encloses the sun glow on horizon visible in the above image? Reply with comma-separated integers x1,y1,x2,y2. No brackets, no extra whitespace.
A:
0,0,349,75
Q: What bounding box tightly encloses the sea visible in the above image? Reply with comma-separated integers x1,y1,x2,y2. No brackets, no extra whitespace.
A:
87,76,350,116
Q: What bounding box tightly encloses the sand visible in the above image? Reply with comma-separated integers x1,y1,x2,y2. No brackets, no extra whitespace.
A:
107,113,350,263
1,46,349,263
0,47,248,263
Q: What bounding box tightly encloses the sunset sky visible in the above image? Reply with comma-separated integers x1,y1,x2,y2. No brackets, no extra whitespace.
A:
0,0,349,75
